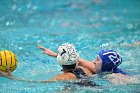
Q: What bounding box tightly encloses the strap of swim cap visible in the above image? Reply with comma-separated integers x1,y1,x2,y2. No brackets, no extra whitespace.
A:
113,68,127,75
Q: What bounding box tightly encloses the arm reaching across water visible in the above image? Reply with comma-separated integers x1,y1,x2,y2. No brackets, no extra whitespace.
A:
0,68,44,83
40,73,77,83
38,45,57,57
0,72,57,83
38,45,96,73
10,72,77,83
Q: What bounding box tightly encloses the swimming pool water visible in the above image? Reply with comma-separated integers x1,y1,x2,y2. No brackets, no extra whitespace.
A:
0,0,140,93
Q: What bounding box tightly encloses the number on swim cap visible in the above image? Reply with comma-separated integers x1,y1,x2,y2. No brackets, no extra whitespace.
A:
103,51,121,65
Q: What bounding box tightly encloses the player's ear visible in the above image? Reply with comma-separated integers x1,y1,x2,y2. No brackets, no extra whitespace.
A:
97,56,100,61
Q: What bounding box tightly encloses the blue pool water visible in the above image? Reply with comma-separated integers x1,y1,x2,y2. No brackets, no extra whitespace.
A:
0,0,140,93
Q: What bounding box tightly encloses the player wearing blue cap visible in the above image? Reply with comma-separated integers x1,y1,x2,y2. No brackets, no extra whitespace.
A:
37,44,132,84
78,50,127,75
38,45,126,75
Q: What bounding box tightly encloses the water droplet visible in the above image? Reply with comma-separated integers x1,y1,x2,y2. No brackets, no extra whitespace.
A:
33,6,37,10
127,24,133,29
12,5,17,10
27,2,31,8
19,47,23,50
6,21,10,26
102,17,108,21
18,8,21,12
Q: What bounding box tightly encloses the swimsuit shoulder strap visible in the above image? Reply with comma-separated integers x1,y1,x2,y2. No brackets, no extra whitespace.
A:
68,67,87,79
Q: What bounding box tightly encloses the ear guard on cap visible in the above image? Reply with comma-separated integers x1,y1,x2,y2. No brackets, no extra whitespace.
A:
57,43,79,66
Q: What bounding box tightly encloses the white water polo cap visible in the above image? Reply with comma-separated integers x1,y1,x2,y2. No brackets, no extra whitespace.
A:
57,43,79,65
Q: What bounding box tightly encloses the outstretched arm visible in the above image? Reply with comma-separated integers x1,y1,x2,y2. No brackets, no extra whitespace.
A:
40,73,76,83
0,73,54,83
0,68,63,83
12,73,75,83
0,69,38,83
38,45,96,73
0,69,31,83
38,45,57,57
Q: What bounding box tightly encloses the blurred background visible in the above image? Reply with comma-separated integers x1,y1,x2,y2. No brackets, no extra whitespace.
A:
0,0,140,93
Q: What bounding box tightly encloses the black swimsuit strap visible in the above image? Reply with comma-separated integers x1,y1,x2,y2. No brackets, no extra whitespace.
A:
68,68,87,79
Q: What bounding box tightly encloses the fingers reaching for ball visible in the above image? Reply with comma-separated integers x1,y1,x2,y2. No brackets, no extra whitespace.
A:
5,66,12,77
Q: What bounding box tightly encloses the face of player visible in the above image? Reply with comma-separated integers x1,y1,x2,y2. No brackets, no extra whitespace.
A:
93,55,102,73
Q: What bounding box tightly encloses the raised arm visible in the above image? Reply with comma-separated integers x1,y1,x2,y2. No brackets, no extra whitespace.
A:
78,58,95,74
38,45,57,57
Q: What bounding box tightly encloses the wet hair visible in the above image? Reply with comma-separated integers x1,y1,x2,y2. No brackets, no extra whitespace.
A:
62,63,76,71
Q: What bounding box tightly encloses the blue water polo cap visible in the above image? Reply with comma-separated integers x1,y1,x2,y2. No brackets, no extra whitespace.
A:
98,50,122,72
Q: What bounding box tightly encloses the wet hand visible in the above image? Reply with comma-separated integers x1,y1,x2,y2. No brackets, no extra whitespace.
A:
6,66,12,77
38,45,47,51
38,45,57,57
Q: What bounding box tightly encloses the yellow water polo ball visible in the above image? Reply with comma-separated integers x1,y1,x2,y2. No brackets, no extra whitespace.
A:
0,50,18,72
